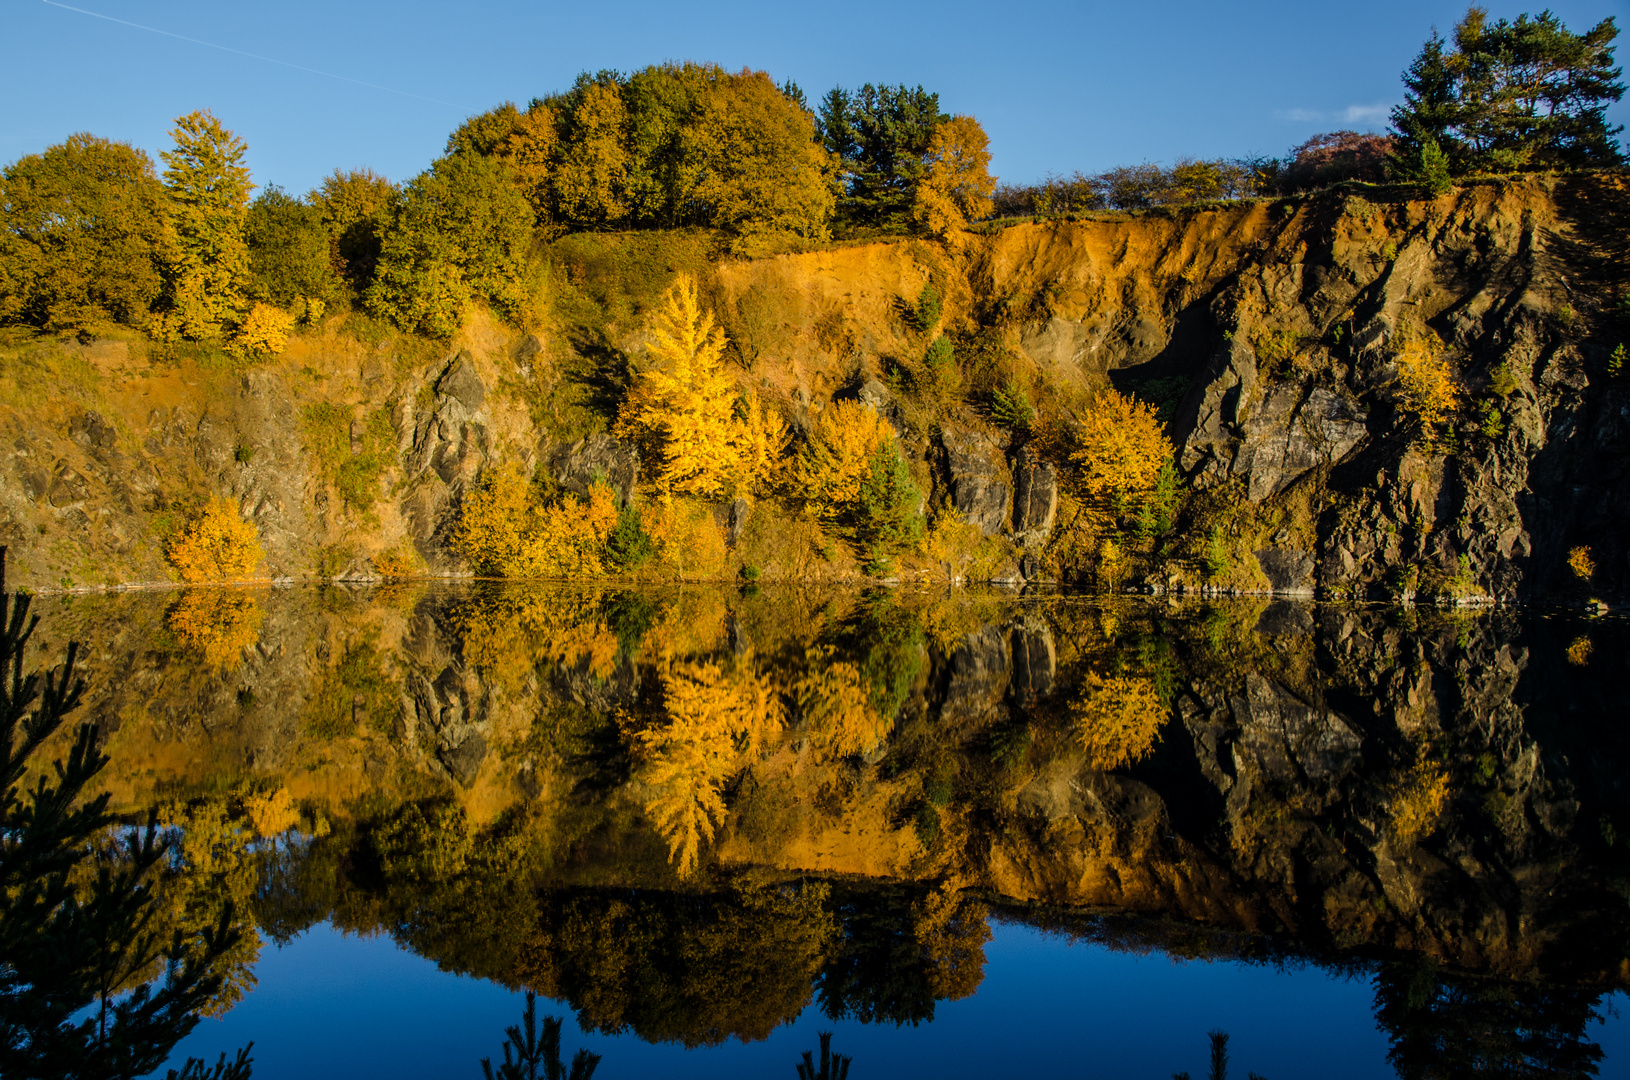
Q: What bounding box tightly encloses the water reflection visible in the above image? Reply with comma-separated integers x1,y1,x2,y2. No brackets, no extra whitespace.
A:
18,581,1630,1072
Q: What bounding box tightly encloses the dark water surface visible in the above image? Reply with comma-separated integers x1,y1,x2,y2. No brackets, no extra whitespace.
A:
25,583,1630,1077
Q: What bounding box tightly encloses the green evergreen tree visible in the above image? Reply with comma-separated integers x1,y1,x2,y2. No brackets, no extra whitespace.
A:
480,993,600,1080
0,548,252,1079
794,1031,851,1080
1390,8,1625,175
818,84,947,230
155,111,254,340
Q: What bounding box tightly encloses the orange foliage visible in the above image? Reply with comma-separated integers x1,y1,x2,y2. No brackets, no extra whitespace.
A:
166,589,264,670
166,497,264,583
913,116,997,237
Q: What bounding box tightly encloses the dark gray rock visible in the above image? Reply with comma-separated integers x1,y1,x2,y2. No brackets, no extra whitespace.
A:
1010,622,1056,699
550,432,640,507
857,378,890,412
1011,457,1058,540
1255,547,1316,593
940,427,1010,536
435,351,486,411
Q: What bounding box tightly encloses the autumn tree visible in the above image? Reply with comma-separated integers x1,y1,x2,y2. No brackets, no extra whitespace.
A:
310,167,398,293
912,116,996,237
455,465,619,578
1391,8,1626,175
553,77,631,230
618,274,787,498
244,185,341,310
1071,389,1172,517
1072,672,1166,770
155,110,254,340
166,498,265,583
680,71,836,252
367,151,533,337
0,134,167,332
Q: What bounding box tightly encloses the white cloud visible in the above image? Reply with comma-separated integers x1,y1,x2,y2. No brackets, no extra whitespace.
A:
1275,103,1395,128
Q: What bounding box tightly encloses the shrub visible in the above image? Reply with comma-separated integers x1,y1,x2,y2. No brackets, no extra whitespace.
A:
166,497,264,582
455,465,618,578
1072,389,1172,514
234,302,295,357
372,542,420,578
855,441,925,568
1568,545,1594,580
914,281,942,332
1386,758,1450,846
990,378,1035,432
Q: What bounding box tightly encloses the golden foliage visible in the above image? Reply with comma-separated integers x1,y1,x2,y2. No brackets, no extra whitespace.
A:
372,542,420,578
792,646,891,760
791,401,894,517
1566,635,1593,665
166,498,264,583
619,275,786,497
234,301,295,356
1392,332,1461,443
458,590,621,693
1387,758,1451,846
455,465,618,578
154,798,262,1016
155,110,253,341
1071,389,1171,509
243,787,300,837
912,879,990,1001
499,104,559,221
1071,672,1166,770
636,657,786,875
166,589,264,670
640,498,731,579
913,116,997,238
1567,545,1594,580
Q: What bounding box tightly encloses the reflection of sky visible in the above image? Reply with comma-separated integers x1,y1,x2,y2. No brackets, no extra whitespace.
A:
164,920,1630,1078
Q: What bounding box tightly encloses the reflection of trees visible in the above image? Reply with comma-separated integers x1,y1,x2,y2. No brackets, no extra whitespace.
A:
165,589,263,671
515,883,835,1047
0,550,251,1076
481,992,600,1080
1375,960,1608,1078
1070,672,1166,770
634,658,784,876
816,883,989,1026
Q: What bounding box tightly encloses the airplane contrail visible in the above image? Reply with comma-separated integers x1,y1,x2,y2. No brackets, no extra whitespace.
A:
40,0,471,111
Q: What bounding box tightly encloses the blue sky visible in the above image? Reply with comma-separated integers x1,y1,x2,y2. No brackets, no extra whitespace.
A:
4,0,1627,194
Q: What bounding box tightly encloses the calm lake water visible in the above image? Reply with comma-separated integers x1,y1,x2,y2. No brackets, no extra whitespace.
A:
23,583,1630,1077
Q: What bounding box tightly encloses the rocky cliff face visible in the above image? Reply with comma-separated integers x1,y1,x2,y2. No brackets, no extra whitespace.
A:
0,176,1624,598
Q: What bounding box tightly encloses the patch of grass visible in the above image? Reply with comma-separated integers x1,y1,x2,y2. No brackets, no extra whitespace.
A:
302,402,396,514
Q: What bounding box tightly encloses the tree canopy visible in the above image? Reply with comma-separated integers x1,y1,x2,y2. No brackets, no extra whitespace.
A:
1391,6,1625,174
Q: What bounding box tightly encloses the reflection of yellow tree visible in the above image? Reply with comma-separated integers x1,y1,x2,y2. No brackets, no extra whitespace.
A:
636,657,785,875
166,589,264,670
1071,673,1166,770
458,591,620,693
1387,758,1451,846
913,878,991,1003
792,645,891,760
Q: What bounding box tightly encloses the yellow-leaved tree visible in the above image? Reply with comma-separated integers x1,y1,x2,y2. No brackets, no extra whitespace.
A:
912,116,996,238
789,400,895,518
1072,389,1171,515
155,110,254,341
166,497,264,582
1392,331,1461,448
1072,672,1167,770
619,274,788,498
166,590,264,670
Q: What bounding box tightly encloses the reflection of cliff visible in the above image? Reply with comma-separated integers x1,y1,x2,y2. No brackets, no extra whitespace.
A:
33,584,1630,999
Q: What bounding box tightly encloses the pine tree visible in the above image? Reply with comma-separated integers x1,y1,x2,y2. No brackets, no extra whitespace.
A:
794,1031,851,1080
481,993,600,1080
0,547,252,1078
